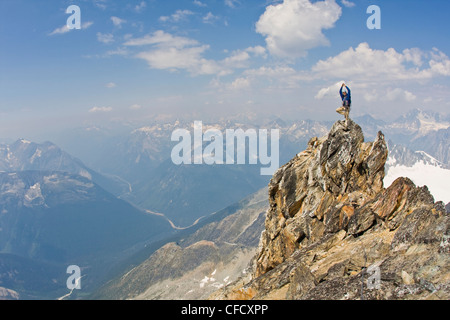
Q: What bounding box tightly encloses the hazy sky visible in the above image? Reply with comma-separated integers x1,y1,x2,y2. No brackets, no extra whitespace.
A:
1,0,450,140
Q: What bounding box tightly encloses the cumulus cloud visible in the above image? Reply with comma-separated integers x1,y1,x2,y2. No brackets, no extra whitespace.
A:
221,46,265,69
312,42,450,81
316,81,416,105
256,0,342,59
315,81,346,99
386,88,417,102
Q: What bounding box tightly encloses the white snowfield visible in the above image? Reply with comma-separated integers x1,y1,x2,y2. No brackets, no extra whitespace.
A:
385,159,450,204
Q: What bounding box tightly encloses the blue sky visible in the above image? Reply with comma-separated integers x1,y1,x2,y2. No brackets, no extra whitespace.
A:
1,0,450,139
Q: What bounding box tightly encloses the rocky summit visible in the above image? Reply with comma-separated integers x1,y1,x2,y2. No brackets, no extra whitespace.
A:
210,119,449,300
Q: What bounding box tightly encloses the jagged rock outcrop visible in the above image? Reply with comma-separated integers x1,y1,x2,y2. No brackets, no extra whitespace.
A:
210,119,449,300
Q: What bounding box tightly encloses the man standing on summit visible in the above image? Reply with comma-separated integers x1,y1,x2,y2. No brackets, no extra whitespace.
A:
336,83,351,125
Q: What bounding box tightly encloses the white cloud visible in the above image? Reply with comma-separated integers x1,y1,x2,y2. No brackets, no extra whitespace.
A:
48,21,93,36
230,77,250,90
126,31,264,76
242,65,308,89
97,32,114,44
312,42,450,81
136,45,216,74
222,50,250,69
315,81,416,105
111,16,126,28
315,81,346,99
429,48,450,76
256,0,342,59
124,30,199,47
93,0,107,10
203,12,220,24
220,46,266,69
225,0,240,8
105,82,117,88
341,0,355,8
386,88,417,102
159,10,194,23
124,31,221,75
244,66,297,78
49,25,70,36
193,0,207,7
82,21,94,30
135,1,146,13
89,106,113,113
245,46,267,57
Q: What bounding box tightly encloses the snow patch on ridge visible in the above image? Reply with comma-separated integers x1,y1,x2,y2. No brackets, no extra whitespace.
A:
385,160,450,203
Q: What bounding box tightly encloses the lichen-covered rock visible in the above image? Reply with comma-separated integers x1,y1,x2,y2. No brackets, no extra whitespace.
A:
210,119,449,300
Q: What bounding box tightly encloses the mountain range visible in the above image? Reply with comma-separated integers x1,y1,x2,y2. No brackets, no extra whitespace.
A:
0,108,449,299
0,139,130,197
0,157,173,298
57,108,449,214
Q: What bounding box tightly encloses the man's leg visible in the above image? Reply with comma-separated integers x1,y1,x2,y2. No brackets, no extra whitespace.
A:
345,107,350,126
336,106,346,115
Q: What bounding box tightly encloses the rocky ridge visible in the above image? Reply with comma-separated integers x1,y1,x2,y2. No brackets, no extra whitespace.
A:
210,119,449,300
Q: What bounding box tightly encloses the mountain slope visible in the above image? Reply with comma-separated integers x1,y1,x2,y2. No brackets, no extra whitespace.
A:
211,119,449,300
0,171,172,299
0,139,129,196
382,109,450,166
130,160,268,228
91,188,268,300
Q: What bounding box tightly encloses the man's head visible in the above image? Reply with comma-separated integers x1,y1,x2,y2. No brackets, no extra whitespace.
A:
342,91,347,96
